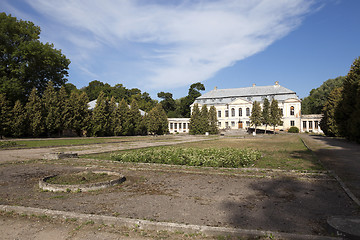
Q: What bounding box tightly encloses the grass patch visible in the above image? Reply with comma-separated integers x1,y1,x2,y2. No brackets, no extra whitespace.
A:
45,172,117,185
110,147,261,168
0,141,17,148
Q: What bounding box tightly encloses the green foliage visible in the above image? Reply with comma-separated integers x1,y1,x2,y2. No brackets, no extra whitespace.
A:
336,57,360,142
250,101,262,131
200,105,210,133
208,106,219,134
146,104,168,135
25,88,45,137
288,126,299,133
91,91,110,136
262,98,270,133
64,91,90,136
157,92,176,115
0,141,17,148
11,100,26,137
269,99,283,132
0,13,70,104
117,99,129,136
179,82,205,117
110,147,261,168
0,93,11,138
320,87,342,137
189,103,202,134
301,76,344,114
124,99,142,136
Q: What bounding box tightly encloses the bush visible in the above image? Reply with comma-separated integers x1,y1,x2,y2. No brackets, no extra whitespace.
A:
110,147,261,168
288,126,299,133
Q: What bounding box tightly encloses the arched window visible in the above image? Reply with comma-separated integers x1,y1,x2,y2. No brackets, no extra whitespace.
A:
290,106,294,116
246,107,250,116
239,108,242,117
231,108,235,117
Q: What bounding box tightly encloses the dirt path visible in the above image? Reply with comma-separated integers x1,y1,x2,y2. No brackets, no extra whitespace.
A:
301,134,360,201
0,135,211,163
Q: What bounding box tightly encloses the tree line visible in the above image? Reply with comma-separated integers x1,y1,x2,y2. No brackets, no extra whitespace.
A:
249,98,283,133
189,104,218,135
0,81,168,138
320,57,360,142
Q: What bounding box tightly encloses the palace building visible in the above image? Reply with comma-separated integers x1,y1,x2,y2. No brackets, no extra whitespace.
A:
168,82,323,134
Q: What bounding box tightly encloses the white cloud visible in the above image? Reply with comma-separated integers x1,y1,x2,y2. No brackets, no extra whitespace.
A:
22,0,316,89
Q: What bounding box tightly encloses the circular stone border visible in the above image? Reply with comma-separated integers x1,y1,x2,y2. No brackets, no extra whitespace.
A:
39,170,126,192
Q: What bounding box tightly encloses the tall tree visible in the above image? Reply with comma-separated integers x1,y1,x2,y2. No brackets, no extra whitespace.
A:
91,91,110,136
0,13,70,104
336,57,360,141
25,88,45,137
11,100,27,137
157,91,176,114
117,99,129,136
64,91,90,136
208,106,219,134
43,81,61,136
180,83,205,117
262,98,270,133
147,104,168,135
200,105,209,133
269,99,283,133
124,99,142,136
320,87,342,137
189,103,202,134
301,76,345,114
0,94,11,138
250,101,262,133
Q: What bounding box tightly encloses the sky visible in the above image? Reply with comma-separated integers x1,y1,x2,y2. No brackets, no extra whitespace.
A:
1,0,360,100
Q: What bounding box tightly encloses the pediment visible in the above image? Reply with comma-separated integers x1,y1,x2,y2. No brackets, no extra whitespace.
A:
229,98,252,105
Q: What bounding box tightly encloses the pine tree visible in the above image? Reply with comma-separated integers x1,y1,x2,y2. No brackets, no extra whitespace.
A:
64,92,90,136
262,98,270,134
25,88,45,137
250,101,262,133
147,104,168,135
57,86,68,136
124,99,142,135
189,104,202,134
43,81,61,136
0,94,11,138
208,106,219,134
91,91,110,136
108,96,118,136
269,99,283,133
200,105,209,133
117,99,129,136
11,100,27,137
320,87,342,137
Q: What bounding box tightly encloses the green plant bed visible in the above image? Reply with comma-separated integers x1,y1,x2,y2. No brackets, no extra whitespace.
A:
110,147,261,168
45,172,118,185
0,141,17,148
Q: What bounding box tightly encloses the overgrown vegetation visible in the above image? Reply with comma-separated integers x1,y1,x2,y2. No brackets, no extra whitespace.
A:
45,172,117,185
0,141,17,148
110,147,261,168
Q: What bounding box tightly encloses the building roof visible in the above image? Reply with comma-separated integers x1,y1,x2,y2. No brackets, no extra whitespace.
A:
194,82,299,105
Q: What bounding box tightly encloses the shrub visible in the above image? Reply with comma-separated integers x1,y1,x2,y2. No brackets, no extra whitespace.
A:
288,126,299,133
110,147,261,168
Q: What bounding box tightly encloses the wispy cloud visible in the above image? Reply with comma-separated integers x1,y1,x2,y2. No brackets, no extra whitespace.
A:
17,0,316,89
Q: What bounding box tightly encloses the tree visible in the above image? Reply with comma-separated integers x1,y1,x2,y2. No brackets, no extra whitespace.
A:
147,104,168,135
269,99,283,133
11,100,27,137
180,83,205,117
157,91,176,115
91,91,110,136
199,105,210,133
43,81,62,136
25,88,45,137
208,106,219,134
301,76,345,114
336,57,360,141
189,103,202,134
262,98,270,133
320,87,342,137
117,99,129,136
0,94,11,138
124,99,142,136
108,96,121,136
0,13,70,104
250,101,262,133
64,91,90,136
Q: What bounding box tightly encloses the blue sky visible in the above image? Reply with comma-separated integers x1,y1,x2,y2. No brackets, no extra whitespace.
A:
1,0,360,99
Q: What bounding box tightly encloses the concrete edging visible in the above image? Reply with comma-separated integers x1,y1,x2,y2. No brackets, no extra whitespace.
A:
0,204,340,240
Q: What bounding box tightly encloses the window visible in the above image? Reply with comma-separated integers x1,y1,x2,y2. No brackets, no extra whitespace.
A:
290,120,295,127
239,108,242,117
231,108,235,117
231,121,235,127
290,106,294,116
218,122,221,127
303,121,307,129
218,111,221,118
281,108,283,116
246,121,250,126
179,123,182,129
183,123,187,129
246,108,250,116
309,121,313,129
187,123,189,129
225,110,229,117
170,123,173,129
174,123,177,129
225,122,229,128
315,121,319,129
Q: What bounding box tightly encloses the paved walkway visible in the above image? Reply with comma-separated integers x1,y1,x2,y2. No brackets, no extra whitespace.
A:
301,134,360,202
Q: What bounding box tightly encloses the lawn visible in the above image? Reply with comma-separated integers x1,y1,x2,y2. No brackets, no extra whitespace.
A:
82,134,323,171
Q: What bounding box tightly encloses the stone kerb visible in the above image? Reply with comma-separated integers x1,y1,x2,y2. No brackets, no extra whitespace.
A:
39,170,126,192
